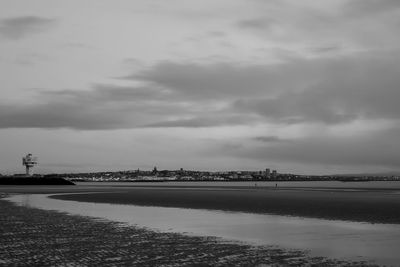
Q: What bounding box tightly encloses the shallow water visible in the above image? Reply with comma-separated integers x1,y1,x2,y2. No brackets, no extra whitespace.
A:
8,194,400,266
77,180,400,190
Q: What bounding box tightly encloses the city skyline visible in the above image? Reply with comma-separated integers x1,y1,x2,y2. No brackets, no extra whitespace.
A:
1,0,400,175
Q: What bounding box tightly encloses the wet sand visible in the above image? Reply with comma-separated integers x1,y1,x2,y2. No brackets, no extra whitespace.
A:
1,184,395,265
50,186,400,224
0,196,372,266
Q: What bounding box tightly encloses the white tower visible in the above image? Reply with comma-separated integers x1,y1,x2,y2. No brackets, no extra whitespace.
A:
22,153,38,176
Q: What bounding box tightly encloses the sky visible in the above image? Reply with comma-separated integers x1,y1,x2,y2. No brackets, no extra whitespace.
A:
1,0,400,175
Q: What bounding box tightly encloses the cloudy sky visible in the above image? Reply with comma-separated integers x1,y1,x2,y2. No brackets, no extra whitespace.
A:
1,0,400,175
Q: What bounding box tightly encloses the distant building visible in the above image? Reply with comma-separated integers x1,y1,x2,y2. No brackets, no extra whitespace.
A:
152,166,158,175
231,172,239,179
265,168,270,178
271,170,277,179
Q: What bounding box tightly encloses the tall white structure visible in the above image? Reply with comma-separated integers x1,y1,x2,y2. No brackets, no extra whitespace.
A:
22,153,38,176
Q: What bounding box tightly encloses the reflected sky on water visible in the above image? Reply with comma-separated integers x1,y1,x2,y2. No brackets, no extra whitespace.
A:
8,194,400,266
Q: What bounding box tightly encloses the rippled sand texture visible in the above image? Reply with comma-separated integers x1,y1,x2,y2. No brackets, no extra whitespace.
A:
0,198,377,266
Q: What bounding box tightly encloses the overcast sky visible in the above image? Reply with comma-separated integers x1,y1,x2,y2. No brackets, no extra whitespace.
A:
1,0,400,175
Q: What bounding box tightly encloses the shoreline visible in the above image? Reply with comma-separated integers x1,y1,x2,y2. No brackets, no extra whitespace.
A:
0,196,372,266
51,186,400,224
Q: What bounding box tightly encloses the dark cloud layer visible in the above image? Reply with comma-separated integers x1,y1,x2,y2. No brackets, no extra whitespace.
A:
253,136,284,143
0,16,55,40
234,53,400,124
2,49,400,130
236,18,275,30
129,51,400,126
345,0,400,16
126,62,290,99
0,85,183,130
0,102,128,130
144,115,255,128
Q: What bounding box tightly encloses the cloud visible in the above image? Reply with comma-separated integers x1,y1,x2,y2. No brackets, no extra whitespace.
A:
3,49,400,130
0,81,259,130
233,0,400,53
1,82,239,130
124,61,307,100
125,50,400,126
40,84,169,102
14,53,51,66
253,136,284,143
233,51,400,125
0,16,55,40
220,126,400,169
0,102,128,130
344,0,400,16
236,18,275,30
309,45,343,54
0,84,183,130
144,115,255,128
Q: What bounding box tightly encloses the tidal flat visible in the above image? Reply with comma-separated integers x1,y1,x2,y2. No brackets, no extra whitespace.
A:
53,182,400,224
2,182,399,266
0,195,373,266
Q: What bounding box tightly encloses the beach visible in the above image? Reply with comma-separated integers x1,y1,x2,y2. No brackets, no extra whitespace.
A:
0,191,373,266
0,197,309,266
50,183,400,224
2,182,399,266
3,182,400,224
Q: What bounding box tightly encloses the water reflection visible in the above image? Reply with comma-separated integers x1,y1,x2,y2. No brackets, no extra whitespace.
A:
8,194,400,266
77,180,400,190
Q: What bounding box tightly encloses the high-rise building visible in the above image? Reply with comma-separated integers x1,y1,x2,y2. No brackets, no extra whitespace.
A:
271,170,277,179
265,168,270,178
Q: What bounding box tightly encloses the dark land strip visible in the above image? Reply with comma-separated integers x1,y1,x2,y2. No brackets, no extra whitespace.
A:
0,197,374,266
51,187,400,224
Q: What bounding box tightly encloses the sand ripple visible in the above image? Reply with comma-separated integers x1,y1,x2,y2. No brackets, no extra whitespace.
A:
0,197,376,266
